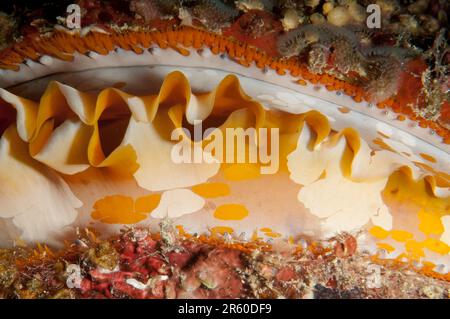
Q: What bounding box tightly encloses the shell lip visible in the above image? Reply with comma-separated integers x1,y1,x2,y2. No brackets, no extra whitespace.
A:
0,26,448,148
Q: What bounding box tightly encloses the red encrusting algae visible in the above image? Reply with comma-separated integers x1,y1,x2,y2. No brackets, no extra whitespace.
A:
0,226,449,299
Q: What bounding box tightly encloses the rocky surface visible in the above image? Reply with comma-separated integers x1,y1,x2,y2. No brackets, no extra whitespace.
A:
0,224,448,299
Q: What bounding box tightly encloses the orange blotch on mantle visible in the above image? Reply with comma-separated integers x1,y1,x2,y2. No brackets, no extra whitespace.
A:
210,226,234,236
92,194,161,224
419,153,437,163
418,209,444,236
338,107,351,114
370,226,390,239
260,227,282,238
222,163,261,181
191,182,230,198
213,204,249,220
376,242,395,253
372,138,396,153
405,240,425,259
390,230,413,242
383,171,449,220
422,238,450,255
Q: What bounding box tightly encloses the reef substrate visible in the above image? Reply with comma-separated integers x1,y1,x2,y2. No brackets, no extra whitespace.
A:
0,223,449,299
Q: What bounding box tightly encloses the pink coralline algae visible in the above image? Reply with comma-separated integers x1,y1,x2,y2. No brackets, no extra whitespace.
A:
78,228,246,299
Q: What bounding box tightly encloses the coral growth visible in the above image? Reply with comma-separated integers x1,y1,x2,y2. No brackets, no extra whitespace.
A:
277,23,417,103
0,226,449,299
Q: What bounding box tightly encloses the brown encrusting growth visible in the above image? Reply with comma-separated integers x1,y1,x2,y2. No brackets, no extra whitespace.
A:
0,12,17,51
0,224,449,299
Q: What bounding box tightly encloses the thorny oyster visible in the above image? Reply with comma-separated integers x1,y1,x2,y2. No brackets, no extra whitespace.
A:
0,0,449,299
